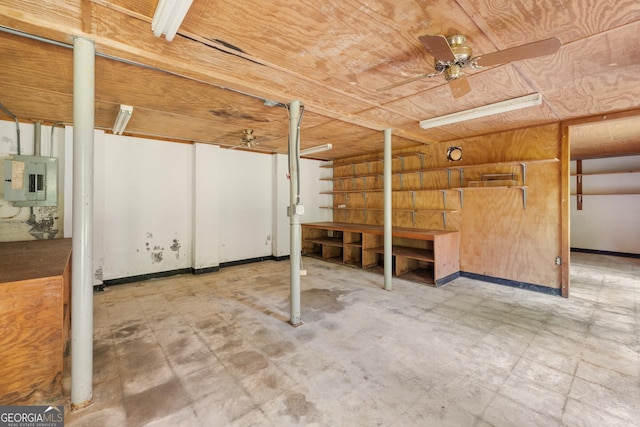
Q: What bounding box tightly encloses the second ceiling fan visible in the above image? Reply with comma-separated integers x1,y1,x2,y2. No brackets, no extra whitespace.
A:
378,34,561,98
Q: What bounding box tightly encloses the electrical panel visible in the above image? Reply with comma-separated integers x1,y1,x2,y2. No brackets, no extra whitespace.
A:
3,155,58,207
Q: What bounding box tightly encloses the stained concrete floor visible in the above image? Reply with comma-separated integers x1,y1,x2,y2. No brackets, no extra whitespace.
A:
64,252,640,426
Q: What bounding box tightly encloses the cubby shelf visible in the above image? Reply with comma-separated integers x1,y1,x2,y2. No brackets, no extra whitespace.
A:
302,222,460,286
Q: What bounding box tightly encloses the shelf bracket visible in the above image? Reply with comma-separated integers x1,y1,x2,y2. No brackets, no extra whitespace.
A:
417,153,425,169
411,191,416,209
412,210,416,227
520,163,527,186
458,168,464,187
458,189,463,208
419,171,424,189
399,156,406,171
399,174,404,190
447,169,452,188
522,187,527,209
441,190,447,209
442,211,447,229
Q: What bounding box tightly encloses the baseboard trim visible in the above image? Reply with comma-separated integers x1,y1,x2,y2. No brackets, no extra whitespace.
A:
435,271,460,287
100,268,192,287
192,266,220,275
460,271,561,296
97,255,284,288
571,247,640,259
219,255,278,268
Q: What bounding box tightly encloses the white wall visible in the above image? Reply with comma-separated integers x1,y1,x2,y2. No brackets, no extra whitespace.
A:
570,155,640,254
217,149,274,263
192,143,220,270
100,135,194,280
2,119,331,280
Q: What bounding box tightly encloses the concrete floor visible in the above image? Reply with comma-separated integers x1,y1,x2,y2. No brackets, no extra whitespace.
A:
64,252,640,426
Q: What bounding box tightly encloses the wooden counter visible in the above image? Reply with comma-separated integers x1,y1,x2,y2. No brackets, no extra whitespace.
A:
302,222,459,286
0,238,72,405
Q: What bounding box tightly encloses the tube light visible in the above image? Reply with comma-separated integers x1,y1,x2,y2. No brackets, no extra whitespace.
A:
112,105,133,135
419,93,543,130
300,143,333,155
151,0,194,42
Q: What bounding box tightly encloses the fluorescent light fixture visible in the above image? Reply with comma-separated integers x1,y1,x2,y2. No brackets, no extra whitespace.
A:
419,93,543,130
151,0,194,41
300,143,333,155
112,105,133,135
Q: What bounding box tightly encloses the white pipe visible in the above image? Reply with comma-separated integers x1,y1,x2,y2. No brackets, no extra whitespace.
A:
71,36,95,409
288,100,302,326
383,129,392,291
34,121,41,156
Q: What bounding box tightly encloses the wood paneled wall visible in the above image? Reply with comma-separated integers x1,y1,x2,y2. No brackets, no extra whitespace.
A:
329,123,562,290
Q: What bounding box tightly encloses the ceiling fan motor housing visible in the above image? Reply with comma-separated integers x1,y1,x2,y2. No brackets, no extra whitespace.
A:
434,34,472,81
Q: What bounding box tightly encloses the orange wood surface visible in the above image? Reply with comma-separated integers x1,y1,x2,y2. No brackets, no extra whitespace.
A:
0,239,72,405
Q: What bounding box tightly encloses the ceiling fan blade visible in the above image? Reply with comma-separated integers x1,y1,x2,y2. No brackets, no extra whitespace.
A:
474,37,561,67
418,35,456,62
449,76,471,99
377,71,439,92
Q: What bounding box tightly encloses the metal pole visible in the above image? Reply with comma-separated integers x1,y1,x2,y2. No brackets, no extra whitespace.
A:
71,36,95,409
383,128,392,291
288,100,302,326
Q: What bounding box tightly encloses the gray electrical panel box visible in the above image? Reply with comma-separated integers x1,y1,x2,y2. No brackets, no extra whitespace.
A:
3,155,58,207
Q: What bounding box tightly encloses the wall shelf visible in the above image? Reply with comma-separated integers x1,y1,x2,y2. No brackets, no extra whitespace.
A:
321,157,557,226
571,160,640,210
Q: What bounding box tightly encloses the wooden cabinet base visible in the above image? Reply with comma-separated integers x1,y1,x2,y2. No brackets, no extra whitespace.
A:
302,222,460,286
0,239,72,405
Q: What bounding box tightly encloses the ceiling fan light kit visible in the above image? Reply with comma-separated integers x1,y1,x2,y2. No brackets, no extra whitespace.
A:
379,34,561,99
419,93,543,129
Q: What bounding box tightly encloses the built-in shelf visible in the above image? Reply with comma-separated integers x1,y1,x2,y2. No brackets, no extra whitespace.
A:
570,193,640,196
571,160,640,210
571,170,640,176
319,158,557,224
302,222,460,286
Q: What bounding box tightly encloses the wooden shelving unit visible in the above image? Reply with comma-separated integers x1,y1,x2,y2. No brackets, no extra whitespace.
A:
571,163,640,209
320,157,558,223
302,222,460,286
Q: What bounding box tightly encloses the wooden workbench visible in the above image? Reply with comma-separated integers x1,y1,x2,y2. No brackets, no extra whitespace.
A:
302,222,460,286
0,238,72,405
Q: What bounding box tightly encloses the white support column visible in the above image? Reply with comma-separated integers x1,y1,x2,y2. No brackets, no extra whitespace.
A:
383,128,392,291
288,100,302,326
71,36,95,409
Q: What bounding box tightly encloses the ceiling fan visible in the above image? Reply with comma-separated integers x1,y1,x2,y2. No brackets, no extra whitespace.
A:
378,35,561,98
228,129,276,152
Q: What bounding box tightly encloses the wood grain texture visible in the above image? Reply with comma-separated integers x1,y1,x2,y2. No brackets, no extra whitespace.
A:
0,277,64,405
1,0,639,160
0,239,71,405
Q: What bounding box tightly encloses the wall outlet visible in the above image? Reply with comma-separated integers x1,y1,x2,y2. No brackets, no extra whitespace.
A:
555,256,562,265
300,269,307,276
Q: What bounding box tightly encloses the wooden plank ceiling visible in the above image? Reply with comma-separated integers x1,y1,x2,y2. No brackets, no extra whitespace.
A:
0,0,639,160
